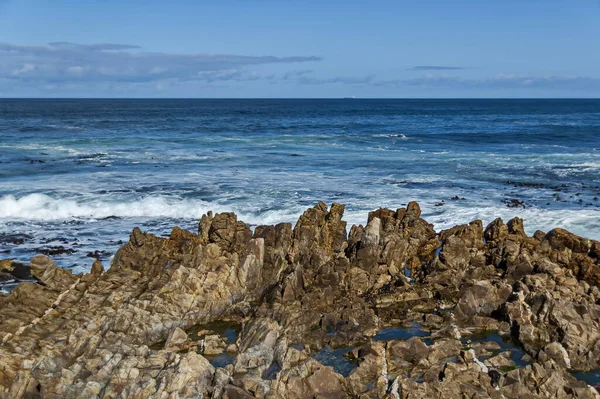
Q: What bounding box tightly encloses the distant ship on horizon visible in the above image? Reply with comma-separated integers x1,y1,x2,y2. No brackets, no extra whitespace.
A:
343,96,356,99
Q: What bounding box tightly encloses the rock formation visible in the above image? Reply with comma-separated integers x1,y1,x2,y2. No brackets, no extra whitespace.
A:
1,202,599,398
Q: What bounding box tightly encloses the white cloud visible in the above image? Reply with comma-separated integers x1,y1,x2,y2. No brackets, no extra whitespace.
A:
11,63,35,75
2,42,598,96
66,66,86,75
375,73,600,91
0,42,321,85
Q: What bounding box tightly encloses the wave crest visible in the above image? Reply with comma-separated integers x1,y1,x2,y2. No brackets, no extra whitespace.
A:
0,193,299,225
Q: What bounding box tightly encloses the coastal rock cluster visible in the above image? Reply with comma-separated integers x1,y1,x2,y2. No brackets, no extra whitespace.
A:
1,202,600,398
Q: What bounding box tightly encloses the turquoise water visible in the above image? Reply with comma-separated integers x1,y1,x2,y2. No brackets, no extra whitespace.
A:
1,99,599,276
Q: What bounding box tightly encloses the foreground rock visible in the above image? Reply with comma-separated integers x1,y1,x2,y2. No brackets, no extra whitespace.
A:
0,202,599,398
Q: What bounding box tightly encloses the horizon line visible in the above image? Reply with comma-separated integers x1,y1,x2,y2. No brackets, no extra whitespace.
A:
1,97,600,100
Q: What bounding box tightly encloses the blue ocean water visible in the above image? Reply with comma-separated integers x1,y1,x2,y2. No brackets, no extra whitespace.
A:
1,99,599,278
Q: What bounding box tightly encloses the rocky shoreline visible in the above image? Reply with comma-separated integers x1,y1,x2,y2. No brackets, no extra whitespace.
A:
1,201,599,398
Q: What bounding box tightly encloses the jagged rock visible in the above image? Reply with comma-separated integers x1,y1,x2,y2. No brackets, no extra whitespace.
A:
497,264,600,371
0,202,599,398
538,342,571,369
29,254,78,290
90,259,104,276
438,220,486,271
204,334,228,356
454,280,512,322
165,327,189,351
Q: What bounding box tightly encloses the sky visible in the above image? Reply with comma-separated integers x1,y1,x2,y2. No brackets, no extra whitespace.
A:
0,0,599,98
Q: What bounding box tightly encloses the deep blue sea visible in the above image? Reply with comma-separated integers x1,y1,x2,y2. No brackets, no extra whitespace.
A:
1,99,600,284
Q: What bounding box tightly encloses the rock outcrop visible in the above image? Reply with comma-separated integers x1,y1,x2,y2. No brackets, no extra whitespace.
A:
1,202,599,398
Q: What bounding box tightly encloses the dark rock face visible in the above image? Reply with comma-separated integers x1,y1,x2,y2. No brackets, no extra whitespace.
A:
35,246,77,256
0,202,599,398
0,259,32,281
0,233,33,246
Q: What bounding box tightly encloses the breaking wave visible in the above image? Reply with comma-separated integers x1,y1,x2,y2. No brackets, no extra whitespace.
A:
0,193,301,226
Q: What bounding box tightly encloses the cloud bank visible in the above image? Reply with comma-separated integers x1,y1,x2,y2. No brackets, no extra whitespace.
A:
377,74,600,91
0,42,320,84
1,42,598,96
281,71,600,92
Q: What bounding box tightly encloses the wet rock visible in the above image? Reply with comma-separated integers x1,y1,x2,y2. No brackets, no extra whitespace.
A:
505,180,545,189
503,198,526,208
0,259,32,281
35,245,77,256
85,250,112,259
0,233,33,245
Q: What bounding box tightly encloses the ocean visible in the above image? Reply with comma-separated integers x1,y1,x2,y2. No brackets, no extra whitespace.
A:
1,99,599,284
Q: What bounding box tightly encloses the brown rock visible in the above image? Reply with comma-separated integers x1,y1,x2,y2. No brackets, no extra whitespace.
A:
0,202,599,398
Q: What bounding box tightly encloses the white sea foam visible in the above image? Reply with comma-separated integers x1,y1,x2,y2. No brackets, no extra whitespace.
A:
423,204,600,241
47,124,84,131
568,162,600,170
373,134,408,139
0,193,301,226
0,143,83,155
550,160,600,177
1,194,599,241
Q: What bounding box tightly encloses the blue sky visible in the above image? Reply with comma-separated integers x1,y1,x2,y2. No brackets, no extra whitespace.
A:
1,0,599,98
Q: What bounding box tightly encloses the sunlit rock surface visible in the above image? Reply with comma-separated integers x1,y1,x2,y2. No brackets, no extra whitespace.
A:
1,202,599,398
